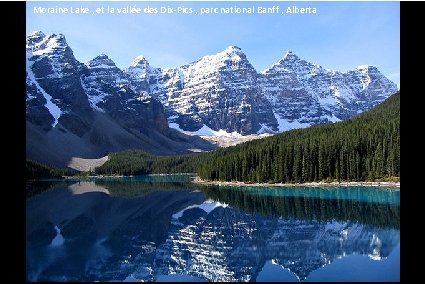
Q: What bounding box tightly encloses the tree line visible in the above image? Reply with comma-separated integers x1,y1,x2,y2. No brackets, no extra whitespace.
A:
94,150,199,176
26,160,76,180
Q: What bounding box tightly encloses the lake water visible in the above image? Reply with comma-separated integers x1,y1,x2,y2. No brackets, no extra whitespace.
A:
26,175,400,282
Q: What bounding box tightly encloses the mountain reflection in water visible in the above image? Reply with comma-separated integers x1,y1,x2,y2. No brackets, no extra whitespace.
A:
26,178,400,282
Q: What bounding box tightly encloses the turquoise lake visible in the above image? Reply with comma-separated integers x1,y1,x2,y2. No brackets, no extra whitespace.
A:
26,175,400,282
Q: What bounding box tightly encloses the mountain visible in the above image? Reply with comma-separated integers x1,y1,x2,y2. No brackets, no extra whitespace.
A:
127,46,277,134
132,48,397,135
261,51,397,130
26,31,398,166
26,32,216,167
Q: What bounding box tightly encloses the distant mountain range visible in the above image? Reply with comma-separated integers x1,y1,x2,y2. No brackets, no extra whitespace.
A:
26,31,397,166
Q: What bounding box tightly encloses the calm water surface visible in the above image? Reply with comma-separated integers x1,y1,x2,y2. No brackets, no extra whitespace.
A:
26,175,400,281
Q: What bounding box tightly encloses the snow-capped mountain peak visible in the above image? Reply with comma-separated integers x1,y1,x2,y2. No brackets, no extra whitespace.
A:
225,45,242,51
263,51,311,74
130,55,149,67
26,31,46,49
190,45,250,71
277,51,322,73
282,50,298,60
126,55,154,93
357,64,373,71
27,33,69,57
86,54,119,70
223,45,243,56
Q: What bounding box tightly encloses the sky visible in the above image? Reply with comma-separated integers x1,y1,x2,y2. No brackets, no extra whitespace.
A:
26,1,400,87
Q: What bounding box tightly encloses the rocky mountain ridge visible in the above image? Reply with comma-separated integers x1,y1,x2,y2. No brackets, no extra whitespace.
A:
127,47,398,135
26,31,215,167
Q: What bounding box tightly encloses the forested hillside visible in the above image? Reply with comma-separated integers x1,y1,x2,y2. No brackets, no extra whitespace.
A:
94,151,198,176
198,92,400,183
26,160,76,179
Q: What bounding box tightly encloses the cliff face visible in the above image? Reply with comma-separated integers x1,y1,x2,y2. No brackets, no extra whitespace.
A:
133,48,397,134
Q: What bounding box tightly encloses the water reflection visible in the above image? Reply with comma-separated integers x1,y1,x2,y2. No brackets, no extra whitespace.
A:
202,185,400,229
26,179,400,281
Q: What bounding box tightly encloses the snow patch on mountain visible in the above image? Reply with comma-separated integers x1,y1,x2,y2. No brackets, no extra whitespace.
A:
170,123,245,138
274,112,311,132
257,124,276,134
26,51,62,127
80,78,106,112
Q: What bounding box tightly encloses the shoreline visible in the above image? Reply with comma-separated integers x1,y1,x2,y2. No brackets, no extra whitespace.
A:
63,173,197,179
192,177,400,188
59,174,400,188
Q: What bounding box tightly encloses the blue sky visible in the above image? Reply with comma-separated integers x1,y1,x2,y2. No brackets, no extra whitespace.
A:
27,1,400,87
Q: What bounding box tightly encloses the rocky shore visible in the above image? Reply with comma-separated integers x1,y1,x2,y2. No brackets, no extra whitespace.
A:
193,177,400,188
